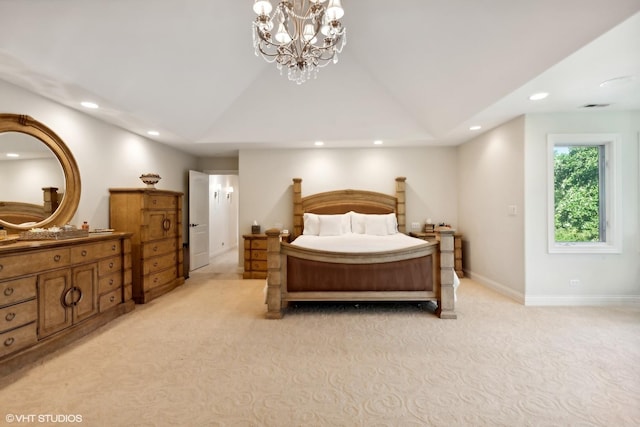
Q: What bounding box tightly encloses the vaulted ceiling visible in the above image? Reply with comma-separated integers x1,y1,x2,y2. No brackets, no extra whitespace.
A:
1,1,639,156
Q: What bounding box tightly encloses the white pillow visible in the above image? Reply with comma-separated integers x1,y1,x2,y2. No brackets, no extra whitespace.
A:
302,213,320,235
364,215,390,236
358,213,398,235
349,211,366,234
385,213,398,234
318,214,344,236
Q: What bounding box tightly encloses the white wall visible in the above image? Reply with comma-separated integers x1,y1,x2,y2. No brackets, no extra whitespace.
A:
457,116,526,301
524,111,640,305
238,146,458,251
0,79,198,232
0,157,62,204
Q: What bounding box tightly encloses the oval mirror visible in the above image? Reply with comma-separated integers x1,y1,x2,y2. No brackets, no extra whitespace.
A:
0,114,81,232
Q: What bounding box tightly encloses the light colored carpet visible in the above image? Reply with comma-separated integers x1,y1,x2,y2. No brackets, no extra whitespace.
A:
1,254,639,426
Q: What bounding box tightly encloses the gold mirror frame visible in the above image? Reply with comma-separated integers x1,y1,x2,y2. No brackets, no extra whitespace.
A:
0,114,81,232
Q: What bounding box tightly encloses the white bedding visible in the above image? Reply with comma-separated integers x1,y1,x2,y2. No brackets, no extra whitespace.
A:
291,232,429,253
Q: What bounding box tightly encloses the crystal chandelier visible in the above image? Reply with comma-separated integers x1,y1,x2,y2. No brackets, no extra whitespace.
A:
252,0,346,84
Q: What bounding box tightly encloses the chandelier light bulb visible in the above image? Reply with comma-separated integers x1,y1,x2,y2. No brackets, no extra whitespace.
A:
275,22,292,43
326,0,344,20
253,0,273,15
302,24,317,43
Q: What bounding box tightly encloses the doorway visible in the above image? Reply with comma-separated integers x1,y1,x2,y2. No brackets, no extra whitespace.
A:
208,174,239,267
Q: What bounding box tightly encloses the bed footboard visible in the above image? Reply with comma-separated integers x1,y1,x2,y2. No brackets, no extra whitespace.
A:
265,229,457,319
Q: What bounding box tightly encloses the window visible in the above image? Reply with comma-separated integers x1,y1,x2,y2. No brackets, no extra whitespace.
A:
547,134,621,253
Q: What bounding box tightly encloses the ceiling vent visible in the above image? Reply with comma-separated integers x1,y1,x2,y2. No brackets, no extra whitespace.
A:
582,103,610,108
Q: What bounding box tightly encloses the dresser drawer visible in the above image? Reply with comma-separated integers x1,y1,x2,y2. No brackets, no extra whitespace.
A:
0,249,69,280
99,289,122,312
0,322,37,358
142,238,178,258
146,195,179,210
144,267,178,291
71,241,121,264
98,272,122,295
251,239,268,250
1,276,37,307
0,299,37,333
251,260,267,272
252,250,267,261
142,252,178,275
98,256,122,277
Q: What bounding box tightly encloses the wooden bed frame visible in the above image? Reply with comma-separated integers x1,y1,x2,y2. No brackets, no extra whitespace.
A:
265,177,457,319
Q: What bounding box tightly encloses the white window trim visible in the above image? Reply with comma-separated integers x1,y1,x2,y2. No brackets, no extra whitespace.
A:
547,133,622,254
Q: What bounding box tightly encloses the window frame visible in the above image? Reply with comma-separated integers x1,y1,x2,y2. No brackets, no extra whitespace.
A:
547,133,622,254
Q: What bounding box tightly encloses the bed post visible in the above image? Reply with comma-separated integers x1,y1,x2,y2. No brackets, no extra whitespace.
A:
438,229,457,319
265,228,283,319
292,178,303,238
395,177,406,233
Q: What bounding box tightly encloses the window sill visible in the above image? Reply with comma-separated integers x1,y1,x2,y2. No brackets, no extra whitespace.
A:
549,243,621,254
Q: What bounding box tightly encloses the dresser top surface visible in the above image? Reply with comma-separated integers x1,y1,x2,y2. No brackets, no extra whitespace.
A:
0,232,132,255
109,188,183,196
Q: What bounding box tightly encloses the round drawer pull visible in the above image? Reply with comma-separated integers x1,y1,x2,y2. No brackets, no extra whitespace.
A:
0,264,3,272
109,262,114,269
5,312,15,321
110,296,115,302
153,278,159,283
111,245,117,251
54,255,61,262
109,279,114,285
4,337,14,347
4,287,13,297
153,246,158,252
153,262,158,267
81,250,88,257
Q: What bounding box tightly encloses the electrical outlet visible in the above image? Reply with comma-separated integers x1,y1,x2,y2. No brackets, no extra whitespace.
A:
569,279,580,288
508,205,518,216
411,222,420,231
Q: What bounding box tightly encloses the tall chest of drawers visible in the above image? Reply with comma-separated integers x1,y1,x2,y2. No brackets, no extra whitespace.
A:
0,233,134,375
109,189,185,303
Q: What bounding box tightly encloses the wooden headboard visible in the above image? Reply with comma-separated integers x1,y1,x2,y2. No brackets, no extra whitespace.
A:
291,177,406,238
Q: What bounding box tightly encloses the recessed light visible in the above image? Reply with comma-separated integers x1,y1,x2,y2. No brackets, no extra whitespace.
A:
6,153,19,158
314,141,324,146
373,140,383,145
529,92,549,101
469,125,482,131
147,130,160,136
599,75,635,88
81,101,99,109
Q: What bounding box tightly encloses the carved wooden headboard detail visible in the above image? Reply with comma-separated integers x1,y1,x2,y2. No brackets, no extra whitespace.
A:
291,177,406,238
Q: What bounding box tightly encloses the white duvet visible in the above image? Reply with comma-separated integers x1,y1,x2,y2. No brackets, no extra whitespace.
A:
291,232,429,253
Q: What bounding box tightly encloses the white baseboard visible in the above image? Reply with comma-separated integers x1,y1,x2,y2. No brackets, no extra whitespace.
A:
524,294,640,306
464,271,525,304
465,270,640,307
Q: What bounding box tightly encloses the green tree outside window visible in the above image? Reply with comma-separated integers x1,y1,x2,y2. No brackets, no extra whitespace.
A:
553,145,603,242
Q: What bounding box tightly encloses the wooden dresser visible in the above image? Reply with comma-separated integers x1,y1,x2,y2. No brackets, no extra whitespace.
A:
0,233,134,376
243,234,268,279
109,189,185,303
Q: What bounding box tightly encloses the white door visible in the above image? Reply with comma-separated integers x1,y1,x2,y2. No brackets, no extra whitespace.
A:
188,170,210,271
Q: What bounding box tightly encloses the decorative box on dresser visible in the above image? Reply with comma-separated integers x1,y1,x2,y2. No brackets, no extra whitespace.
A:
0,233,134,376
109,189,185,303
243,234,268,279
